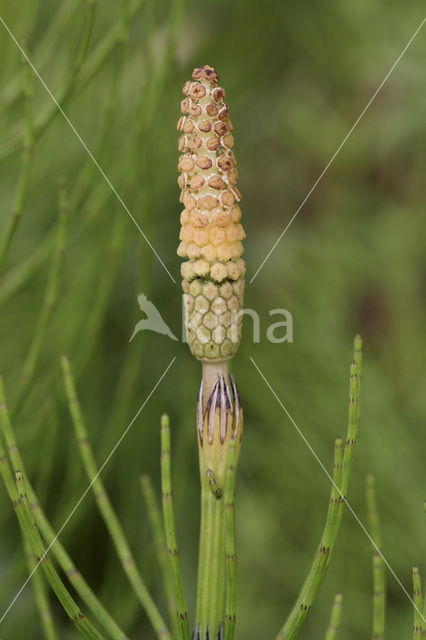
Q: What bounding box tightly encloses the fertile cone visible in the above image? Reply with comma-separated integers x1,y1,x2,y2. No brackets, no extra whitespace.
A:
177,65,245,362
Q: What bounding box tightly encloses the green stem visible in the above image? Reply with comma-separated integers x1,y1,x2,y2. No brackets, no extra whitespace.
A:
413,567,423,639
23,536,58,640
366,474,385,640
275,335,362,640
0,376,129,640
0,426,104,638
0,50,34,274
13,178,68,415
224,439,238,640
324,594,343,640
0,0,146,163
140,474,179,639
0,0,130,310
161,415,190,640
61,356,172,640
196,487,226,640
16,472,105,640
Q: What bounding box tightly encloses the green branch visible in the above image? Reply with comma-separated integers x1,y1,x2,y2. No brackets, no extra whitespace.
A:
161,414,190,640
275,335,362,640
0,376,129,640
23,535,58,640
224,439,238,640
0,50,34,274
412,567,423,639
0,412,104,638
61,356,172,640
366,474,385,640
324,594,343,640
141,474,179,639
0,0,146,163
13,178,68,415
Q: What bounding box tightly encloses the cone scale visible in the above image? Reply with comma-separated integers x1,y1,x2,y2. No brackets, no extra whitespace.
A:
177,65,244,640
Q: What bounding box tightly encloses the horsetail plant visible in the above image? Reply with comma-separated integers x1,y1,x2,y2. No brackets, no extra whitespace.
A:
177,64,245,640
0,39,424,637
324,594,343,640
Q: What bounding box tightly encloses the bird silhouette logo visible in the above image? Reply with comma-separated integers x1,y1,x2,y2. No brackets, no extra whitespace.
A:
129,294,178,342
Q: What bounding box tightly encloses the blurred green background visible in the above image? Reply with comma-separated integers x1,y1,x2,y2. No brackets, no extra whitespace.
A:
0,0,425,638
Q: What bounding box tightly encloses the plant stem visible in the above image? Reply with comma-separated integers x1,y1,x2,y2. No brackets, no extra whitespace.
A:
23,535,58,640
61,356,172,640
196,368,243,640
0,423,104,638
412,567,423,639
141,474,179,639
366,474,385,640
197,482,226,639
16,471,105,640
0,50,34,274
0,376,129,640
0,0,146,162
224,438,238,640
161,414,190,640
275,335,362,639
13,178,68,415
324,594,343,640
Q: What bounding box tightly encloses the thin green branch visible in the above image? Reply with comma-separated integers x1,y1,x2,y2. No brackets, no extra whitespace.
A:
206,469,223,500
23,534,58,640
0,1,130,311
61,356,171,640
0,50,34,274
1,4,79,109
224,439,238,640
275,335,362,640
412,567,423,639
324,594,343,640
28,0,96,141
161,414,190,640
366,474,385,640
0,421,104,638
16,471,105,639
140,474,179,639
423,502,426,624
0,376,129,640
13,178,68,414
0,0,146,162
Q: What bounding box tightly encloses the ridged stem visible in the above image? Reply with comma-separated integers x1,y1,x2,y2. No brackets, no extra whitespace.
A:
324,594,343,640
23,535,58,640
224,438,238,640
0,50,34,274
161,415,190,640
0,0,146,163
13,178,68,415
412,567,423,639
141,474,179,639
0,426,104,638
0,376,129,640
275,335,362,640
196,483,226,639
61,356,171,640
366,474,385,640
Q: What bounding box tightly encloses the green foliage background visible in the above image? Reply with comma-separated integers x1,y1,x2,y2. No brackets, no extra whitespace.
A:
0,0,424,638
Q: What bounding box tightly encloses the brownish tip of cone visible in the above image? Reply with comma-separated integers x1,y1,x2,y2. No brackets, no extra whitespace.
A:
192,65,220,82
